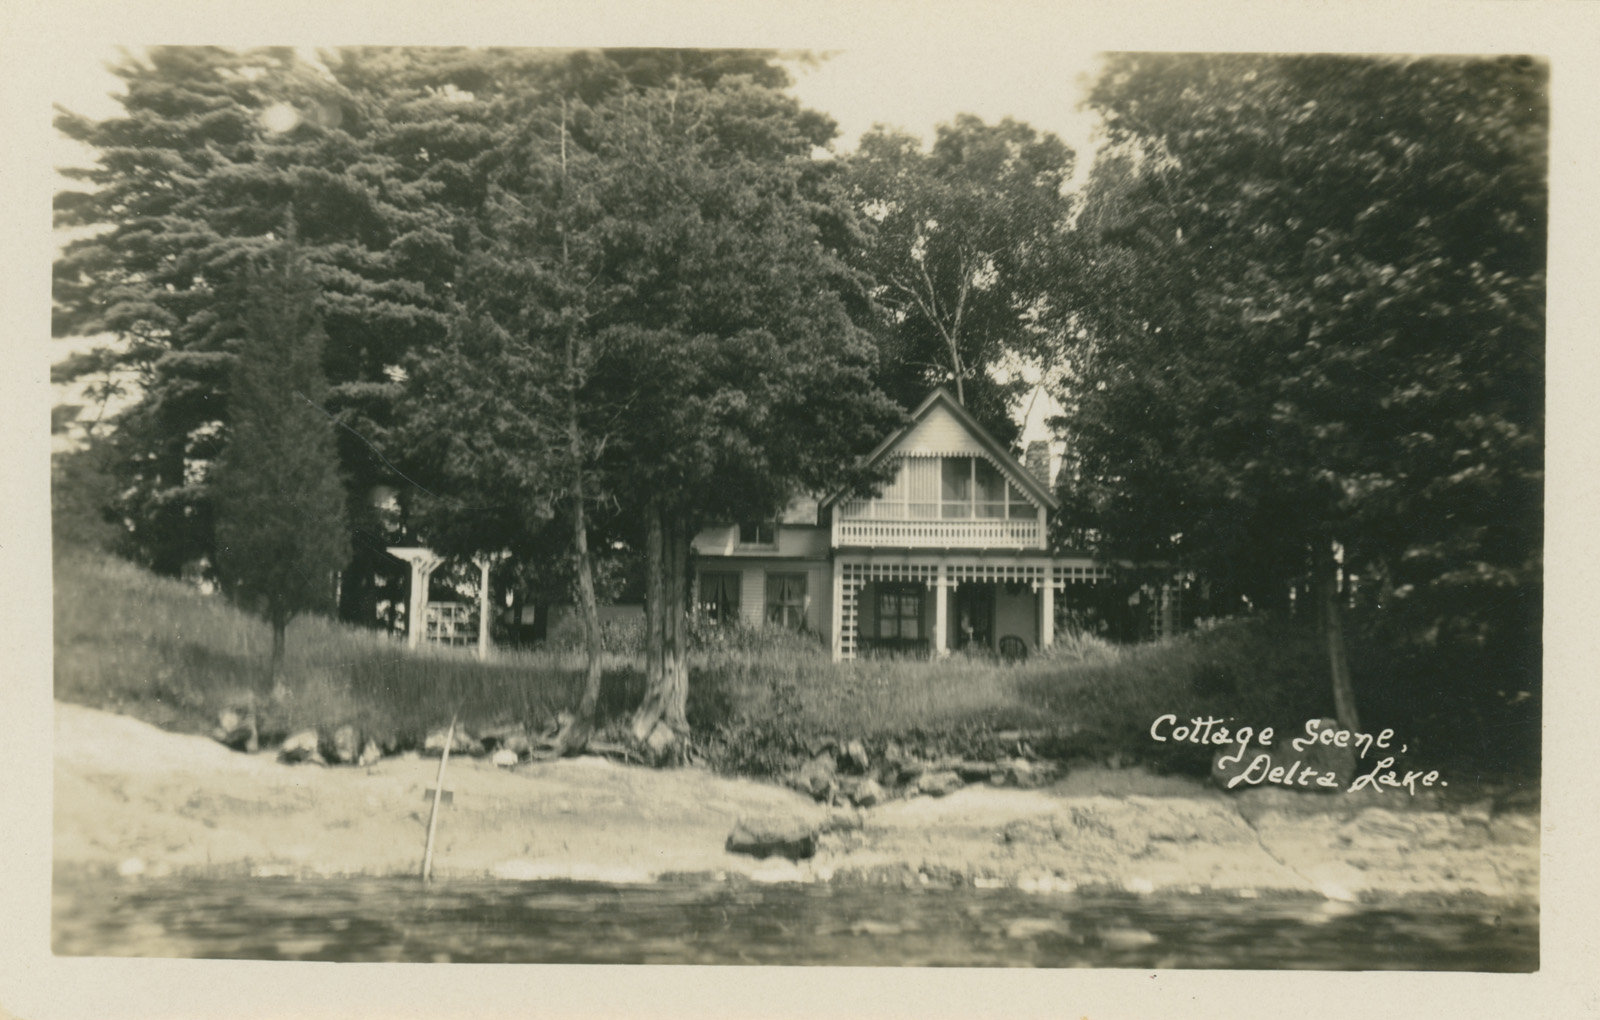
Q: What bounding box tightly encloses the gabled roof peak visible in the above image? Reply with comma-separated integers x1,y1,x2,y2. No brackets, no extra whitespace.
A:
824,388,1059,511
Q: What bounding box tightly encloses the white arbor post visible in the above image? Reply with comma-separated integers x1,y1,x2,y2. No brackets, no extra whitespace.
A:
1041,567,1055,649
474,555,494,660
933,563,949,657
388,547,444,649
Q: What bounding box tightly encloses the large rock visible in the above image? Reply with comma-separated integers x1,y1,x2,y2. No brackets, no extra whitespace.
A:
357,740,384,767
479,723,533,755
844,778,886,808
212,708,257,752
424,727,482,757
325,724,360,764
954,760,1000,783
725,817,820,861
916,770,965,798
792,752,839,801
278,729,324,765
840,740,871,775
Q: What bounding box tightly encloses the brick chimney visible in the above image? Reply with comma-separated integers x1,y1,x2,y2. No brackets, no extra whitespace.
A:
1024,441,1052,489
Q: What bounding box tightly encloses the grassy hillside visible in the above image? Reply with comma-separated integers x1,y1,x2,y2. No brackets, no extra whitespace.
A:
53,550,625,747
55,547,1350,778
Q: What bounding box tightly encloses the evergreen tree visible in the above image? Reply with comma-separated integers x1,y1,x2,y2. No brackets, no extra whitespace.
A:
404,76,900,756
212,238,351,678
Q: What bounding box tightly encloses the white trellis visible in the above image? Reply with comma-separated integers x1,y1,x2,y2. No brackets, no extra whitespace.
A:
387,546,505,659
830,555,1112,661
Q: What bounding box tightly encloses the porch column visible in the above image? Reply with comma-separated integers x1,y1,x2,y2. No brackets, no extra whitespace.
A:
933,563,949,657
1040,566,1055,649
474,555,494,660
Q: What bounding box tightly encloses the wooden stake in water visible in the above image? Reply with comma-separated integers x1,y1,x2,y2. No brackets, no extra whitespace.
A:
420,712,457,885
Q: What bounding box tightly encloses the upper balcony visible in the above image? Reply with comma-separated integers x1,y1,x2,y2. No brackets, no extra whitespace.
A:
832,499,1045,550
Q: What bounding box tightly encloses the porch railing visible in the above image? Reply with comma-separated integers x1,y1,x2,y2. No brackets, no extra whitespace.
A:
833,515,1042,549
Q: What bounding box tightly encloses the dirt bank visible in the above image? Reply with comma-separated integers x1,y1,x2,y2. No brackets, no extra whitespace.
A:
54,703,1539,902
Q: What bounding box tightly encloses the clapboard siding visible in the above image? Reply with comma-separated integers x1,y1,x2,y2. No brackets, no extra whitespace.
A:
896,402,989,456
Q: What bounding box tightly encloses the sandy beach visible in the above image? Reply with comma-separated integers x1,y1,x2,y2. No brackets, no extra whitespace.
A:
54,702,1539,903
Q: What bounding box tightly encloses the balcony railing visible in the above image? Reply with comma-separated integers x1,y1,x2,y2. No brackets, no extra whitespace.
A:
833,515,1043,549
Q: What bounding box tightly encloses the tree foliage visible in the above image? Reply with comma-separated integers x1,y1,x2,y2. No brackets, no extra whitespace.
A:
53,46,800,582
211,239,351,672
1057,54,1545,713
403,76,901,750
844,116,1076,438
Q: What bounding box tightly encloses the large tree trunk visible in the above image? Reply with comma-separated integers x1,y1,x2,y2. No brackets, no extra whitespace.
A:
1318,546,1361,731
570,490,603,730
558,319,602,752
631,501,691,760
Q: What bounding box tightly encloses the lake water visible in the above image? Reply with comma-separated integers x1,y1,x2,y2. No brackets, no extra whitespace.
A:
52,874,1537,970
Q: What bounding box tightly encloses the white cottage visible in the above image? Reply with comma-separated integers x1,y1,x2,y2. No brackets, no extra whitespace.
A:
690,389,1113,661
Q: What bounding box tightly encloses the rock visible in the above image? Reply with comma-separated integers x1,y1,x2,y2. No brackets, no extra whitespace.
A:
841,739,871,774
325,725,360,764
479,723,533,755
916,770,964,797
212,708,258,752
357,740,384,767
726,817,820,861
793,752,839,801
278,729,324,765
1006,759,1038,787
491,748,519,768
847,778,886,808
954,760,999,782
424,727,481,757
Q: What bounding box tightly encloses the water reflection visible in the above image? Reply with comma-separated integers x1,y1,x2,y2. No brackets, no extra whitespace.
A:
52,873,1538,970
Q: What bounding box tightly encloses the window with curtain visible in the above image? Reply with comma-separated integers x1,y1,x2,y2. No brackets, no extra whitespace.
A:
699,571,741,624
765,573,808,630
876,583,923,640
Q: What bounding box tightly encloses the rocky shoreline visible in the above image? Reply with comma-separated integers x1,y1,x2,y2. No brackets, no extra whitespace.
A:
54,702,1539,905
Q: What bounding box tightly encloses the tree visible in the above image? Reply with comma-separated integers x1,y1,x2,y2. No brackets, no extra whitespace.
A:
844,116,1077,438
404,76,900,756
1057,54,1545,727
212,238,351,679
54,46,809,597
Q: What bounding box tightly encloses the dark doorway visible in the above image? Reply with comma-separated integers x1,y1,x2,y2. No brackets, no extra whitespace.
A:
953,583,994,652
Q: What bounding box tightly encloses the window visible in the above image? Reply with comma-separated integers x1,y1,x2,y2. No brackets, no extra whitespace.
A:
876,583,923,640
738,520,777,546
941,457,972,518
766,573,808,630
975,458,1006,518
699,571,741,624
940,456,1035,519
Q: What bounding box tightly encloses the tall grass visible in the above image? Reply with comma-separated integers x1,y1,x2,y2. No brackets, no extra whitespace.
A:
53,550,631,745
56,547,1359,778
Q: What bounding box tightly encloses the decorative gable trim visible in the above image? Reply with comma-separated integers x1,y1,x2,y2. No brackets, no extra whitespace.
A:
823,388,1059,511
